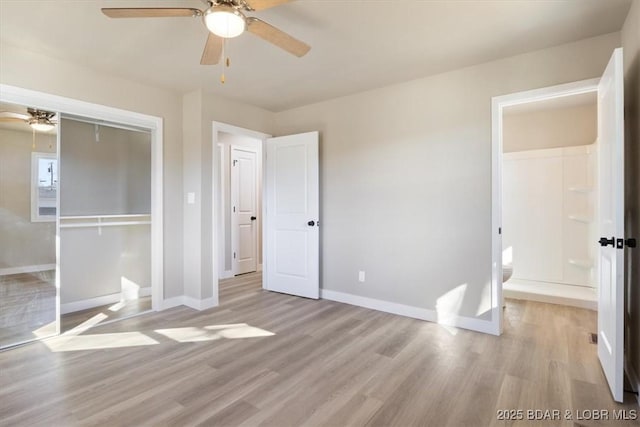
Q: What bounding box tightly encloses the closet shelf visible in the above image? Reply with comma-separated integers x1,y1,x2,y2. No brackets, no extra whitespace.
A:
60,214,151,229
568,186,593,193
568,215,593,223
568,259,594,269
60,214,150,220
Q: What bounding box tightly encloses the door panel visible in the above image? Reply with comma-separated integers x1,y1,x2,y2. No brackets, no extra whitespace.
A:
265,132,319,299
597,48,625,403
231,148,257,275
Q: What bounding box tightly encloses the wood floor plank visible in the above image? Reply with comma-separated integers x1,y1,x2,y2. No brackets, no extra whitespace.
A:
1,272,638,426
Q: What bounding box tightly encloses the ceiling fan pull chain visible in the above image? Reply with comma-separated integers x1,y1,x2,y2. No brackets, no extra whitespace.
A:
221,38,227,84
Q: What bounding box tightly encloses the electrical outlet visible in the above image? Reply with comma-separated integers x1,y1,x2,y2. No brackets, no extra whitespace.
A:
358,271,365,282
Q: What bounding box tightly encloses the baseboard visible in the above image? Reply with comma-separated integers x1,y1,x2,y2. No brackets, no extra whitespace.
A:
625,355,640,406
0,263,55,276
61,287,152,314
160,296,185,310
219,270,233,279
183,296,218,311
320,289,496,335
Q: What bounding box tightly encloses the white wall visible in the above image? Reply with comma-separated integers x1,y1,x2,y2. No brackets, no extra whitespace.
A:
0,43,184,299
503,146,596,288
274,32,620,323
503,103,597,152
0,127,56,270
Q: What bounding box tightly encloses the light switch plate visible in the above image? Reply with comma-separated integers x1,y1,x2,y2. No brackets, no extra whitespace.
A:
187,192,196,204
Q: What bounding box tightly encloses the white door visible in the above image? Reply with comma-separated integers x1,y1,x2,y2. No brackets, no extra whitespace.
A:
231,147,258,275
597,48,625,403
265,131,319,299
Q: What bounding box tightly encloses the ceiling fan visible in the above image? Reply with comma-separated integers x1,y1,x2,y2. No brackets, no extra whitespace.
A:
0,108,57,132
101,0,311,66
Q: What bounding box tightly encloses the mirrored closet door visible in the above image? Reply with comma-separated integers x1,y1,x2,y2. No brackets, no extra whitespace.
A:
0,102,59,349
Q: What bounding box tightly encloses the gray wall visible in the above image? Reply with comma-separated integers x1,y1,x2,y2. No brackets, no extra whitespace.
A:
622,0,640,387
60,118,151,216
0,128,56,270
274,32,620,321
503,103,597,153
0,43,185,299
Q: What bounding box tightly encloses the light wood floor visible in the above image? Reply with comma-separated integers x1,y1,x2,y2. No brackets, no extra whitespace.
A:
1,272,638,426
0,271,56,348
61,295,152,333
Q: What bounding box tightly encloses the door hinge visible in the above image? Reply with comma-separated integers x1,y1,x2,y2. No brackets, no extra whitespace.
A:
233,252,236,259
233,159,238,166
233,206,236,213
499,227,502,235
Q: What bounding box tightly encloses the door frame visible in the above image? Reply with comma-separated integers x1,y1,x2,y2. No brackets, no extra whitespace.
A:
0,84,165,319
230,145,259,276
490,78,600,335
211,121,270,300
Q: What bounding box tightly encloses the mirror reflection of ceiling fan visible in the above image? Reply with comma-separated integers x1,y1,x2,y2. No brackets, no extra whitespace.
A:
0,108,57,132
101,0,310,66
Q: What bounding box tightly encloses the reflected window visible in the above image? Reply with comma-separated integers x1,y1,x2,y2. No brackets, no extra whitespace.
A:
31,152,57,222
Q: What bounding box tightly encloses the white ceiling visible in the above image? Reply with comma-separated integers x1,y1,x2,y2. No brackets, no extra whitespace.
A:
0,0,633,112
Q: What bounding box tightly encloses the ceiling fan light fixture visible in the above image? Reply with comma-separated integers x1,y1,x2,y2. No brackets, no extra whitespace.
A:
204,5,246,38
29,118,55,132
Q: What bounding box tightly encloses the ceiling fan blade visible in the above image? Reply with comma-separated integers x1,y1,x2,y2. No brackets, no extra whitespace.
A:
201,33,223,65
101,8,202,18
246,18,310,57
244,0,294,11
0,112,29,121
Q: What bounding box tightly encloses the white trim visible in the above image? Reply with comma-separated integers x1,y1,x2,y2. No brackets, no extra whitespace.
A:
212,121,271,305
491,78,599,336
160,296,185,310
0,264,56,276
220,270,234,279
60,287,151,315
321,289,497,335
183,296,217,311
0,84,164,314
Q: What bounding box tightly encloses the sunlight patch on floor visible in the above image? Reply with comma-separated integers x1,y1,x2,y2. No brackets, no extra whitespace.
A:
436,283,468,336
44,332,158,352
155,323,275,343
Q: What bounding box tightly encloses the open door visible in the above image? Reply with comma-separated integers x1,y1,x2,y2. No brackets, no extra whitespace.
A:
597,48,625,403
264,131,319,299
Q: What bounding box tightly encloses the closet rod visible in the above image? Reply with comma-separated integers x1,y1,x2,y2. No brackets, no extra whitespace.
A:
60,221,151,229
60,214,150,220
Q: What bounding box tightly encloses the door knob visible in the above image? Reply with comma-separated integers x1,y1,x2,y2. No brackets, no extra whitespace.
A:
307,220,315,226
599,237,615,247
250,216,257,221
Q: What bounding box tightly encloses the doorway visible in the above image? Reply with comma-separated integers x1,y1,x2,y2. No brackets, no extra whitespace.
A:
214,124,265,280
211,123,320,303
492,48,627,403
501,92,598,310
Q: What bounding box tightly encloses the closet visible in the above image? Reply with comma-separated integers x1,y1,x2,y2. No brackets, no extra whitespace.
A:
59,117,152,318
